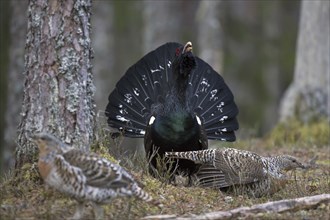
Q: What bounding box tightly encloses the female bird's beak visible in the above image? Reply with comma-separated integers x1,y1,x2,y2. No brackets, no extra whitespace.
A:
299,162,307,169
183,41,193,54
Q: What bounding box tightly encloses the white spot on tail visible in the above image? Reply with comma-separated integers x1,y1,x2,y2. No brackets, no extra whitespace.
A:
217,102,225,112
151,68,161,73
200,78,210,92
219,116,228,123
124,93,133,104
148,116,156,125
119,108,128,115
133,88,140,96
210,89,218,101
142,75,148,86
116,115,130,122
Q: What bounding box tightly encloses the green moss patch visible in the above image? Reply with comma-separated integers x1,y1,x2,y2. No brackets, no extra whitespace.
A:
267,119,330,147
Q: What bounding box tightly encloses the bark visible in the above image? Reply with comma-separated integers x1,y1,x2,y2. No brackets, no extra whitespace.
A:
3,0,28,172
196,0,224,74
143,194,330,220
16,0,95,169
279,0,330,123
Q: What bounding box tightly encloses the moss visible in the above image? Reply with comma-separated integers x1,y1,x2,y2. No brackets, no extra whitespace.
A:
20,163,39,182
266,119,330,147
317,159,330,166
93,143,119,164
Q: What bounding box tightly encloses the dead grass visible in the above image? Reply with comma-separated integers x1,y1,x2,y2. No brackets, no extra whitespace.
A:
1,121,329,219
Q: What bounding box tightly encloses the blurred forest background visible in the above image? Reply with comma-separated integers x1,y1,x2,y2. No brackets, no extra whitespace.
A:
0,0,329,174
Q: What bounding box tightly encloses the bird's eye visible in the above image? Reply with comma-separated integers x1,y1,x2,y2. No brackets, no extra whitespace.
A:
175,48,180,56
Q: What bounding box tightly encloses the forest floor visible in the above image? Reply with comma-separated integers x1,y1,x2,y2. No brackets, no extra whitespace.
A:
0,120,329,219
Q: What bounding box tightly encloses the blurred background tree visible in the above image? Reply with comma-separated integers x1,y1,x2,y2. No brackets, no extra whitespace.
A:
1,0,329,174
279,0,329,123
2,0,28,173
0,0,11,174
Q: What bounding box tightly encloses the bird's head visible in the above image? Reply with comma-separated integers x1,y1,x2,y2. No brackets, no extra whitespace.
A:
173,41,196,78
29,132,67,154
279,155,306,171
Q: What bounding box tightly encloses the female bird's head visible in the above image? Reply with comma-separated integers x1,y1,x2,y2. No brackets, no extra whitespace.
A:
29,132,70,154
279,155,306,171
173,41,197,78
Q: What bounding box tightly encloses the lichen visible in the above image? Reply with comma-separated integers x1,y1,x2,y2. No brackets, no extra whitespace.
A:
31,13,41,28
66,82,80,113
58,48,80,75
267,119,330,147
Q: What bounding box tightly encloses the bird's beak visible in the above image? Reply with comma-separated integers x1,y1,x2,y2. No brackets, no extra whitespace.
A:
299,163,307,169
183,41,193,54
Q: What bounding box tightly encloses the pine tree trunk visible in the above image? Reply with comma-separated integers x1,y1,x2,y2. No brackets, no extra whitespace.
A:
143,1,199,53
143,1,181,53
3,0,28,172
16,0,95,170
279,0,330,123
196,0,224,74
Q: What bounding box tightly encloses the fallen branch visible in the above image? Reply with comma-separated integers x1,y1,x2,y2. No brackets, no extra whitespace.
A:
143,194,330,220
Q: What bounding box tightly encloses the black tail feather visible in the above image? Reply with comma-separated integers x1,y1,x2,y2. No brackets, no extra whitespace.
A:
187,57,239,141
106,43,182,137
106,42,239,141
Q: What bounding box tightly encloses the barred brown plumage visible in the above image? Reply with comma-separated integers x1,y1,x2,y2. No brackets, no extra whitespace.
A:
30,132,161,219
165,148,306,197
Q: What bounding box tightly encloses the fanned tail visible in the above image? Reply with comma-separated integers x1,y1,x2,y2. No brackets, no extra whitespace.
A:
188,58,239,141
106,42,239,140
105,43,182,137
